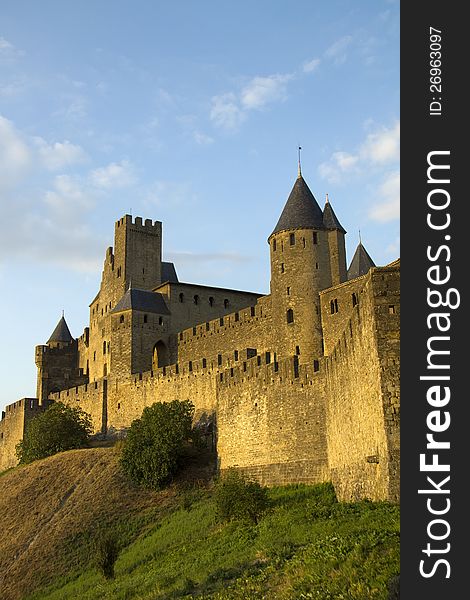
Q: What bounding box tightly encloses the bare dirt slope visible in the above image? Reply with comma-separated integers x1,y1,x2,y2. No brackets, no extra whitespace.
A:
0,447,167,600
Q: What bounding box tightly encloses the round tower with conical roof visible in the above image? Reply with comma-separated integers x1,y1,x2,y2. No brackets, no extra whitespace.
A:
268,171,346,360
35,315,87,403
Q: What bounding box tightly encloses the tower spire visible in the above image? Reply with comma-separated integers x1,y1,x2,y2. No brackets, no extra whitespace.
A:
326,193,329,204
297,146,302,178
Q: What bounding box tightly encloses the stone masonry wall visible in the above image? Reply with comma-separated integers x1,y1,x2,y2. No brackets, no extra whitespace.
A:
216,355,329,486
323,266,400,501
0,399,49,471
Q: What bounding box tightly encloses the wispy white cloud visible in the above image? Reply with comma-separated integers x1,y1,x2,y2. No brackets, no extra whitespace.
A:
0,115,31,189
319,121,399,184
210,93,246,130
318,120,400,223
89,160,136,189
360,121,400,164
0,37,25,62
193,131,214,145
210,73,293,131
369,170,400,222
34,138,88,171
324,35,354,65
303,58,321,73
240,74,293,110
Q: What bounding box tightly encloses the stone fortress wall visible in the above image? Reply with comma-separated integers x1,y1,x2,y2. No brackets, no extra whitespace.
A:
0,172,400,502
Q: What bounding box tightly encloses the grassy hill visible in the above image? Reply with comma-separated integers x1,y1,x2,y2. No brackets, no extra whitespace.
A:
0,447,399,600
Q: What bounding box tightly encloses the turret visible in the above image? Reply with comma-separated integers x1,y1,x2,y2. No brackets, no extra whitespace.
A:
269,168,332,360
347,240,376,280
322,194,347,286
35,315,86,403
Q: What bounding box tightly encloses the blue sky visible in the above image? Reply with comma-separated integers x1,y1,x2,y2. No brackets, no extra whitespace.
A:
0,0,399,414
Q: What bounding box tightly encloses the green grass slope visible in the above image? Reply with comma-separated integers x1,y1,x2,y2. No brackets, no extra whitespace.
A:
1,448,399,600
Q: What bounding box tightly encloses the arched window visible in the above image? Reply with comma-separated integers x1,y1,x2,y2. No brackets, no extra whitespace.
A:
352,293,358,307
289,233,295,245
209,296,214,306
330,299,339,314
286,309,294,323
194,294,199,305
179,292,184,303
159,316,163,325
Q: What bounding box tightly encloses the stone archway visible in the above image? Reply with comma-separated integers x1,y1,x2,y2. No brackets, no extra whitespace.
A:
153,340,169,369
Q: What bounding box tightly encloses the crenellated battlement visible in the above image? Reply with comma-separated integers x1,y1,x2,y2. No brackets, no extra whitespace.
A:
115,214,162,233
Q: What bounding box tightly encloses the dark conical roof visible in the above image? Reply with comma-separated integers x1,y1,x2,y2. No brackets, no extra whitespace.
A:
322,197,346,233
270,175,324,237
47,316,73,344
347,242,376,280
111,288,170,315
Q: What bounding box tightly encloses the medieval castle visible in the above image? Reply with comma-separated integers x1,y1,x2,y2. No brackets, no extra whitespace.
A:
0,168,400,502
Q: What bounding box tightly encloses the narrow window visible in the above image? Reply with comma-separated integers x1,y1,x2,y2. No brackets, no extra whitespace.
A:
250,306,255,317
352,293,358,307
193,327,197,336
179,292,184,303
295,345,300,355
179,332,183,340
302,237,306,248
235,312,239,322
287,286,291,295
188,361,193,372
273,239,277,251
224,299,229,309
209,296,214,306
289,233,295,245
313,232,318,244
330,299,339,314
265,351,271,364
335,299,338,313
218,354,222,366
220,317,224,326
287,309,294,323
103,341,106,355
313,360,320,372
144,314,148,323
93,351,96,361
194,294,199,305
281,263,285,273
206,322,210,331
159,316,163,325
120,315,124,323
389,305,396,314
234,350,239,361
202,358,207,368
117,403,121,410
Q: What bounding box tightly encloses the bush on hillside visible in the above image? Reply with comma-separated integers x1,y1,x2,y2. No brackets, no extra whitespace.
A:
16,402,92,464
120,400,194,489
93,530,120,580
214,468,270,525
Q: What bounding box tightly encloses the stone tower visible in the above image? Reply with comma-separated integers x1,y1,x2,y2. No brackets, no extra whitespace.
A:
323,194,347,286
268,168,345,360
35,315,86,403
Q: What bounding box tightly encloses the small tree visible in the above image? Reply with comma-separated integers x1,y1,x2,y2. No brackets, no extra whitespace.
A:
214,469,270,525
16,402,92,464
120,400,194,489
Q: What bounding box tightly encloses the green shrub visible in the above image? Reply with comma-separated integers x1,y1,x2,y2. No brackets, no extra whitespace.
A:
16,402,92,464
93,531,119,580
120,400,194,489
214,469,270,525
